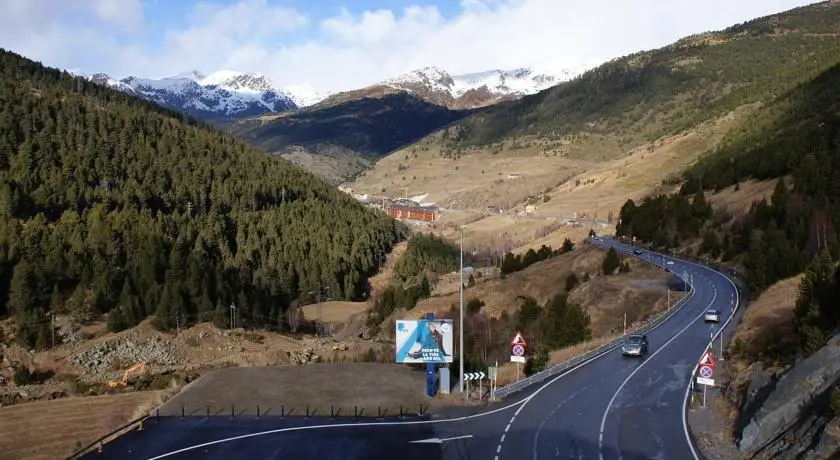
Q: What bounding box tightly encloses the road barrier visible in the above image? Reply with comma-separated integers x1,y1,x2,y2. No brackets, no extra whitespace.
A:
493,238,696,399
67,413,150,459
66,402,433,458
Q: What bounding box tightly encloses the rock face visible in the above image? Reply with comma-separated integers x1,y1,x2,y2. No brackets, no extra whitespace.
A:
69,335,177,376
737,332,840,457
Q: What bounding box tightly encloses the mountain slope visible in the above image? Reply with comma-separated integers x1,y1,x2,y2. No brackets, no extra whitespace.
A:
345,0,840,252
0,48,405,346
316,66,581,110
617,59,840,460
442,1,840,153
78,70,299,121
228,92,477,184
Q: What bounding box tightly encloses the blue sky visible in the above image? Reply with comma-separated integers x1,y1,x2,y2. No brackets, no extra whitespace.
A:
0,0,821,92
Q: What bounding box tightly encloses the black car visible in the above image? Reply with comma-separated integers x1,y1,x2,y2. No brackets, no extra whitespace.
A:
633,249,644,255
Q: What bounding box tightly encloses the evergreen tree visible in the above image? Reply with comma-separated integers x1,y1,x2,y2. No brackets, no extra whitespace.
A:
602,248,621,275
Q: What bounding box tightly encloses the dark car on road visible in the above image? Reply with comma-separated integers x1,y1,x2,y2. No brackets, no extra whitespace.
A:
633,249,644,255
621,334,649,357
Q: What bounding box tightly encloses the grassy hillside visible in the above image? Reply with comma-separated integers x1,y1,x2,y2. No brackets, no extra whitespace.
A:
348,1,840,253
618,59,840,353
446,1,840,157
227,93,476,184
0,49,406,348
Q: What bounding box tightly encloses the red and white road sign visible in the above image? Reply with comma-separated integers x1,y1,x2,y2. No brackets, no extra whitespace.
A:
699,350,717,368
510,331,527,347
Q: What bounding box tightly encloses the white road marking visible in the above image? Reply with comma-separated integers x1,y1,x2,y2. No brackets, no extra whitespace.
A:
145,239,721,460
493,241,698,460
597,266,718,459
678,260,741,460
409,435,473,444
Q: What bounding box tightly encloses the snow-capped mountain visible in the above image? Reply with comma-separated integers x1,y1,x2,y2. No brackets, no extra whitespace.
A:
72,64,583,120
74,69,321,120
318,65,586,110
385,67,576,99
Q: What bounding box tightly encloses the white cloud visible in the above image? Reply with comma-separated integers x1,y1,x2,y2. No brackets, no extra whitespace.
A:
0,0,821,92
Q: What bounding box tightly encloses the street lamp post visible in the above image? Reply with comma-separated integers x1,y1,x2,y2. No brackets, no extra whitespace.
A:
459,225,465,393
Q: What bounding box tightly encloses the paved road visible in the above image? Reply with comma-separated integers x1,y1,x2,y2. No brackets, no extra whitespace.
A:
82,237,739,460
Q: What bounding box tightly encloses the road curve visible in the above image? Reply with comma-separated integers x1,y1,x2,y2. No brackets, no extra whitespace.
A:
83,238,739,460
440,236,739,460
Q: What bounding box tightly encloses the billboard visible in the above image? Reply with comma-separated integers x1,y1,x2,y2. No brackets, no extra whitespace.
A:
395,319,454,363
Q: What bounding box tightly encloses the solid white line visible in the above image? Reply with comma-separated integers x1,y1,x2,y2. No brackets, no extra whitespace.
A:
597,265,717,460
492,241,697,460
145,238,708,460
679,261,741,460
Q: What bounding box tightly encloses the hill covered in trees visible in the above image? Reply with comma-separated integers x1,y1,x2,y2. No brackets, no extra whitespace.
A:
617,59,840,354
0,49,406,348
227,93,476,184
437,1,840,157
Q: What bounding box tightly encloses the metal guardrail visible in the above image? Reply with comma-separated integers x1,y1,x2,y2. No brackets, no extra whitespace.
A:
494,239,696,399
67,413,150,459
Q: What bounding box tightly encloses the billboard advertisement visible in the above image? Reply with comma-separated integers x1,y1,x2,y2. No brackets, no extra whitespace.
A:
395,319,454,363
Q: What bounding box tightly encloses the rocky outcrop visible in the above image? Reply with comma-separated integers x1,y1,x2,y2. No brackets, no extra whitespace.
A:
726,362,780,436
70,335,177,376
737,332,840,457
809,417,840,459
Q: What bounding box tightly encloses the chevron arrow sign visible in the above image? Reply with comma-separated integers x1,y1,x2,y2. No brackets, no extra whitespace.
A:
464,372,486,381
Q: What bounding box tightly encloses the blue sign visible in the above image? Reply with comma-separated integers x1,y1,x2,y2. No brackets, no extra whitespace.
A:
395,319,454,364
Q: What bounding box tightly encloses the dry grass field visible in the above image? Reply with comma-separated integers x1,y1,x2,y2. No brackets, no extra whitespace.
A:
157,364,441,418
301,301,369,323
414,246,680,325
349,105,759,253
707,178,780,224
0,391,164,460
728,274,802,366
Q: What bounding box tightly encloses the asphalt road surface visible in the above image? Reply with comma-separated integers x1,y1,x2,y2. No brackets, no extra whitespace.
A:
83,237,739,460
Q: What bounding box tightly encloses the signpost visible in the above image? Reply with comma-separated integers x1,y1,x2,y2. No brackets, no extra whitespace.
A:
488,364,498,401
464,372,486,400
695,350,717,407
510,331,527,382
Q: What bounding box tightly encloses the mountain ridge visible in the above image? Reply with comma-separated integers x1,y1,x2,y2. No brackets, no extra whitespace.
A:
74,64,583,121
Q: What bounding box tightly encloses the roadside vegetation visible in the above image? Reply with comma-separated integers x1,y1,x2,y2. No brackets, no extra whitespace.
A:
618,60,840,360
365,234,462,334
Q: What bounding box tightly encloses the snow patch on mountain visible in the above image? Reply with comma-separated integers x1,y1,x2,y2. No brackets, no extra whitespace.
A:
384,65,585,101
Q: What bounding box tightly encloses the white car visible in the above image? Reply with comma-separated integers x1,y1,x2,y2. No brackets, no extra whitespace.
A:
704,309,721,323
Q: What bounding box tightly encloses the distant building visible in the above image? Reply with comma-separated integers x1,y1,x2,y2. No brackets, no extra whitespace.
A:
385,203,438,222
507,173,522,180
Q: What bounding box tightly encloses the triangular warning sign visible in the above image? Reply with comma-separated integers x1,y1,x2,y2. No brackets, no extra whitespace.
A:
510,331,527,347
699,350,717,368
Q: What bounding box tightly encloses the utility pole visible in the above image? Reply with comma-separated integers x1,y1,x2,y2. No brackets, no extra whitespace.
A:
187,201,193,217
229,303,236,330
281,187,286,203
459,225,465,394
623,312,627,335
48,312,55,355
316,283,322,337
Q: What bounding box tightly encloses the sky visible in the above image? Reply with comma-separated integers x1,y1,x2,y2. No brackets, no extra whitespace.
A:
0,0,821,92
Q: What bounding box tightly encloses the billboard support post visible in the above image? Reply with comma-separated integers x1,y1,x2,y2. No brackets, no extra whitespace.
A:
425,312,437,397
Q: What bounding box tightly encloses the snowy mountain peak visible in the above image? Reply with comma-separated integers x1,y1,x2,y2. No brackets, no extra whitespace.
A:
376,64,584,108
